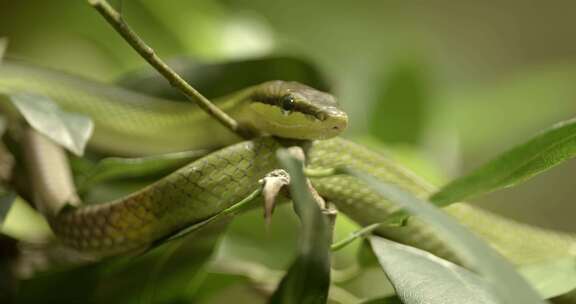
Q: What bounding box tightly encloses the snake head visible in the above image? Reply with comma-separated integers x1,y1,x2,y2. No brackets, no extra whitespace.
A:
245,81,348,140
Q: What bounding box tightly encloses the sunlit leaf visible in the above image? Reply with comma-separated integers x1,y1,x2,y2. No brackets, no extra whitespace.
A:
269,149,331,304
10,93,93,156
348,168,547,304
1,197,52,242
519,257,576,299
358,295,403,304
370,236,500,304
431,117,576,206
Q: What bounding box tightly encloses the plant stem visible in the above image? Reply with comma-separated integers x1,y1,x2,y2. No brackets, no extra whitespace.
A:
87,0,251,139
331,223,381,251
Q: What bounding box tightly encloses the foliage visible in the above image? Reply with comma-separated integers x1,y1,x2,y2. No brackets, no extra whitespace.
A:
10,94,93,156
348,169,544,304
431,118,576,206
2,1,576,304
269,150,332,304
369,237,500,304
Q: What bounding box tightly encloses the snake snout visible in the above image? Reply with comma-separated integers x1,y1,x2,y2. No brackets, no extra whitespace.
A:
313,109,348,139
325,108,349,134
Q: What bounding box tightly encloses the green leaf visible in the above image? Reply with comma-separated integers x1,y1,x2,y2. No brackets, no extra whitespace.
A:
370,236,500,304
16,222,225,304
369,60,429,145
357,239,380,268
201,206,301,301
519,257,576,299
10,93,93,156
431,118,576,206
269,149,332,304
117,56,331,99
552,287,576,304
127,224,227,303
0,190,16,226
1,197,52,242
0,37,7,63
212,205,300,271
348,168,547,304
78,150,208,191
358,296,403,304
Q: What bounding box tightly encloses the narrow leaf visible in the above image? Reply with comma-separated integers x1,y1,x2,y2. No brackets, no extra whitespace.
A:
519,257,576,299
370,237,500,304
0,38,7,63
431,118,576,206
551,287,576,303
358,296,403,304
1,197,52,242
79,150,208,190
118,56,330,100
349,168,547,304
269,149,331,304
0,190,16,226
10,93,93,156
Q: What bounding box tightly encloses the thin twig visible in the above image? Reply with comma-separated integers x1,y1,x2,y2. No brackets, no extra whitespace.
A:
87,0,250,138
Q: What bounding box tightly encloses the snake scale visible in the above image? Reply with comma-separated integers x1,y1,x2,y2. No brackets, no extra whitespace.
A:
1,61,574,264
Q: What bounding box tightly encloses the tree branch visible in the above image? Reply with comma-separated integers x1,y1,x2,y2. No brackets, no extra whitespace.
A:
87,0,251,138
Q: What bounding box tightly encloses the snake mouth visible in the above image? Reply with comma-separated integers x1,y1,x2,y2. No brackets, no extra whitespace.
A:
314,115,348,139
327,112,349,132
253,110,348,140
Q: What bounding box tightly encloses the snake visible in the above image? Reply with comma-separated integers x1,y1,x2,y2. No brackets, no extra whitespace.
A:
1,61,575,264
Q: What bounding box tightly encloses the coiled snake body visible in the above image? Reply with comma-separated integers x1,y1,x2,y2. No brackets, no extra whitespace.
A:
1,61,574,264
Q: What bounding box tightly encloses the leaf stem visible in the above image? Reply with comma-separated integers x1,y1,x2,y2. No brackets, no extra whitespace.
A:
331,223,381,251
87,0,251,139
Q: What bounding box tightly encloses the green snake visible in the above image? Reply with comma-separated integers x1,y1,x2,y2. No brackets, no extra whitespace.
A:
1,61,574,264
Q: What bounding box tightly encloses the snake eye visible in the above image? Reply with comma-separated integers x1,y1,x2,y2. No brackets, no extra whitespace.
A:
280,94,295,115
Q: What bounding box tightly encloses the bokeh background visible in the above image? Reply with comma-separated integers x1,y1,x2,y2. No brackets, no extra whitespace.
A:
2,0,576,302
3,0,574,230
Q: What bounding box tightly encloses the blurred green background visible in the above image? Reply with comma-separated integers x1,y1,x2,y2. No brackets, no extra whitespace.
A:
0,0,576,303
2,0,576,301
